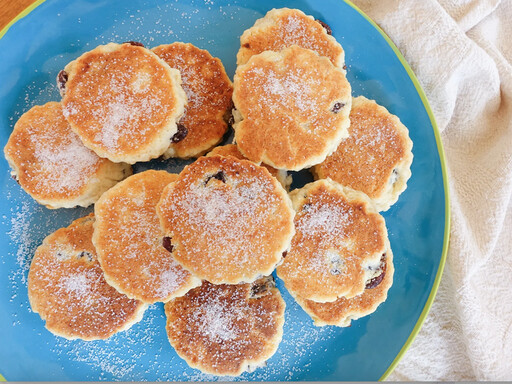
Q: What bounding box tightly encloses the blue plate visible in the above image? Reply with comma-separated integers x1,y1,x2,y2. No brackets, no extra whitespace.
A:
0,0,449,381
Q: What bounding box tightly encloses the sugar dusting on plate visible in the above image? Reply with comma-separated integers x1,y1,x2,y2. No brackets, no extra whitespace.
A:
4,185,88,324
51,304,161,380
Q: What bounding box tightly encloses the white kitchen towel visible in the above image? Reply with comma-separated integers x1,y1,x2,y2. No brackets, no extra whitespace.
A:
351,0,512,380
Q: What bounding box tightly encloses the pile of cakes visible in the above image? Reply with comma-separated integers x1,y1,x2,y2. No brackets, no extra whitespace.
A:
4,8,413,377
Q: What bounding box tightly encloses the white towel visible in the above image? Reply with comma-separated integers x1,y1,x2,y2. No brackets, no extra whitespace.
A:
351,0,512,380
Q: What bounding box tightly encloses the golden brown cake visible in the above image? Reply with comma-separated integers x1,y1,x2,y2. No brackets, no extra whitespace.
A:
277,179,391,302
292,251,394,326
93,170,201,304
156,155,295,284
4,102,131,209
152,43,233,159
237,8,345,70
233,45,351,171
313,96,413,211
28,214,147,340
61,42,187,164
165,277,285,376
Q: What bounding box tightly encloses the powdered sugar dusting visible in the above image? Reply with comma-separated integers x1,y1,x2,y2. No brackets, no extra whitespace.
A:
291,200,355,277
51,304,161,380
152,43,233,157
9,201,33,284
247,66,320,114
155,265,186,298
194,299,244,342
170,53,207,109
298,204,352,238
163,49,230,112
3,183,91,328
185,181,271,226
235,45,350,170
32,122,101,194
176,177,277,265
96,99,133,149
132,72,152,93
281,15,325,53
59,273,93,297
6,102,104,198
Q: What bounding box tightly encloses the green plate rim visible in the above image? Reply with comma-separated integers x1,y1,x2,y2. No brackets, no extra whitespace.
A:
0,0,46,40
0,0,451,381
340,0,451,380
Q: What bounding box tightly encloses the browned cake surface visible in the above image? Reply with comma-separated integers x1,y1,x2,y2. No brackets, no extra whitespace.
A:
233,45,351,171
237,8,344,68
93,170,200,304
152,43,233,158
207,144,289,188
277,179,389,302
313,96,413,207
165,278,285,376
156,155,295,284
62,43,184,163
293,251,394,326
28,214,146,340
3,102,125,208
207,143,250,160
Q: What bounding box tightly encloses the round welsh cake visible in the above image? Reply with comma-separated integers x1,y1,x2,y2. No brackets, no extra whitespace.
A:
156,155,295,284
27,214,147,340
292,251,394,327
4,102,131,209
60,42,187,164
313,96,413,211
93,170,201,304
152,42,233,159
237,8,345,70
165,277,285,376
277,179,391,303
233,45,351,171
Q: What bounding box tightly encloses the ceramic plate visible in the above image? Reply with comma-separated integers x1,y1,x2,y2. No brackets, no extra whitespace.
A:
0,0,449,381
